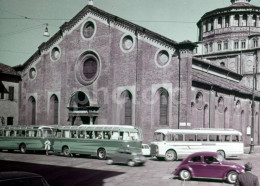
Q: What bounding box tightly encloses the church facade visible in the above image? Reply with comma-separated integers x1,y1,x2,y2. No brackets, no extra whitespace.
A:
14,0,260,145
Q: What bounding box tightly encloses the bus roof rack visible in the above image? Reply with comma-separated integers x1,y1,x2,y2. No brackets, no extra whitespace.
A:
193,128,236,131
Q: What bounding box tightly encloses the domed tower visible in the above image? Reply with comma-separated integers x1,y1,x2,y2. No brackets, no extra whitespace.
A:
195,0,260,89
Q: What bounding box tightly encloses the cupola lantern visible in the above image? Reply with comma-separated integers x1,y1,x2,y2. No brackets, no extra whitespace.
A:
231,0,251,4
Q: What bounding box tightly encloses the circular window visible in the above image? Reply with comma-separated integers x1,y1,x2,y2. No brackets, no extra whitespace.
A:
29,68,36,79
82,21,95,39
75,51,100,85
155,50,170,67
51,47,61,61
120,35,135,53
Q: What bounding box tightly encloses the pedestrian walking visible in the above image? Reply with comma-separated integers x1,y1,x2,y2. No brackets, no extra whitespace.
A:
44,139,51,156
234,162,259,186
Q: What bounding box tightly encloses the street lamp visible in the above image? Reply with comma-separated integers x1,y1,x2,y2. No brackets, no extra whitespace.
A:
249,65,256,154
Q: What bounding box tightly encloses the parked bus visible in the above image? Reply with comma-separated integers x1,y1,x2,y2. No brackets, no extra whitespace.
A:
150,128,244,161
52,125,143,159
0,125,55,153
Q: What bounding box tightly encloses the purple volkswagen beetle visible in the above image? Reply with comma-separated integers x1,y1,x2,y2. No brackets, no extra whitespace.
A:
173,152,244,184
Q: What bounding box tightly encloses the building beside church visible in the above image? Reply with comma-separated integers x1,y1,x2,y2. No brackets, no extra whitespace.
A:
12,0,260,145
0,63,21,126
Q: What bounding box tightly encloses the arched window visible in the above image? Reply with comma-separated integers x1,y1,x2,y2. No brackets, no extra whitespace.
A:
28,96,36,125
234,15,239,26
195,92,203,109
252,15,257,27
50,94,59,124
225,16,229,27
159,89,169,125
218,17,222,28
241,110,244,133
242,14,247,26
121,90,132,125
70,91,90,107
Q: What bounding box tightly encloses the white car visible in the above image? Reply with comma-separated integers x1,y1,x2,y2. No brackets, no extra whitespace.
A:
142,144,151,156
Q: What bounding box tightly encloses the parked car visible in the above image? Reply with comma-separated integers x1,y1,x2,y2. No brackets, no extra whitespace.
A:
142,144,151,156
0,171,49,186
107,147,146,166
173,152,244,184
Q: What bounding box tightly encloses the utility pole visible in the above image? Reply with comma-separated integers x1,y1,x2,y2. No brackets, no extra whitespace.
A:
249,65,256,154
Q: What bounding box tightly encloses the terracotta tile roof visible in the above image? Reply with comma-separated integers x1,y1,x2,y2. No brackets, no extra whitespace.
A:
0,63,19,76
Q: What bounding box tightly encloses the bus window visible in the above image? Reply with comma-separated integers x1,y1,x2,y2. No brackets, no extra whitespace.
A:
185,134,196,141
111,131,119,140
63,130,70,138
232,135,239,142
224,135,231,142
86,131,93,139
5,130,10,137
166,134,183,141
209,135,220,141
71,130,78,138
27,130,35,137
0,130,2,136
130,132,140,141
43,130,52,138
55,130,62,138
197,134,207,141
17,130,25,137
103,131,111,140
78,131,85,138
153,132,165,141
10,130,15,137
37,130,42,137
95,131,103,139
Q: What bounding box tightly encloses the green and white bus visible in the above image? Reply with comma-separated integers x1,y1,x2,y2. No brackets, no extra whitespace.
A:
52,125,143,159
0,125,55,153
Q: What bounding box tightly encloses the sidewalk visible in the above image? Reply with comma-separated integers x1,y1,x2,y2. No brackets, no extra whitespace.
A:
244,145,260,154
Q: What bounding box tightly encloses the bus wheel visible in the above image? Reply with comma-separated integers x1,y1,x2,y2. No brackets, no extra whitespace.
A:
226,171,238,184
20,144,27,154
165,150,176,161
63,146,71,157
97,148,106,160
217,150,225,158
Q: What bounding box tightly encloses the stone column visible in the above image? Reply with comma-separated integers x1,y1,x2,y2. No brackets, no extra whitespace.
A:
214,18,218,30
248,14,252,27
239,14,243,26
256,15,260,27
222,16,225,28
230,15,234,27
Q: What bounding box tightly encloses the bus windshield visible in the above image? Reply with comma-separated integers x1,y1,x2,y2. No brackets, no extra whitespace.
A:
153,132,165,141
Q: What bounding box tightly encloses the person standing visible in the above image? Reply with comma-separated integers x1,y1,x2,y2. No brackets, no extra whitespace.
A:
234,162,259,186
44,139,51,156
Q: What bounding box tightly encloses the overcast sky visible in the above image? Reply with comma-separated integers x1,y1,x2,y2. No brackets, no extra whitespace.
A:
1,0,260,67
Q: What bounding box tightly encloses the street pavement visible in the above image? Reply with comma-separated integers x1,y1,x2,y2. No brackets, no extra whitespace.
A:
0,149,260,186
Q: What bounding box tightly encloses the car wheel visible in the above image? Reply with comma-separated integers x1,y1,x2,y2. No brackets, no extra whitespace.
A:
179,169,191,181
165,150,177,161
226,171,238,184
107,159,114,165
128,161,135,167
63,146,71,157
20,144,27,154
97,148,106,160
217,150,225,158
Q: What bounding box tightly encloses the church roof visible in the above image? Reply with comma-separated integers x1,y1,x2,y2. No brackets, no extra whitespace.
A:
20,4,179,70
192,69,260,100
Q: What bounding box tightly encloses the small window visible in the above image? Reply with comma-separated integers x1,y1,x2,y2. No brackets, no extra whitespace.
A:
78,131,86,138
218,43,222,51
95,131,103,139
8,87,14,101
224,135,231,142
234,41,239,49
241,41,246,49
167,133,183,141
86,131,93,139
7,117,13,125
224,42,228,50
190,156,201,162
63,130,70,138
254,40,258,48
